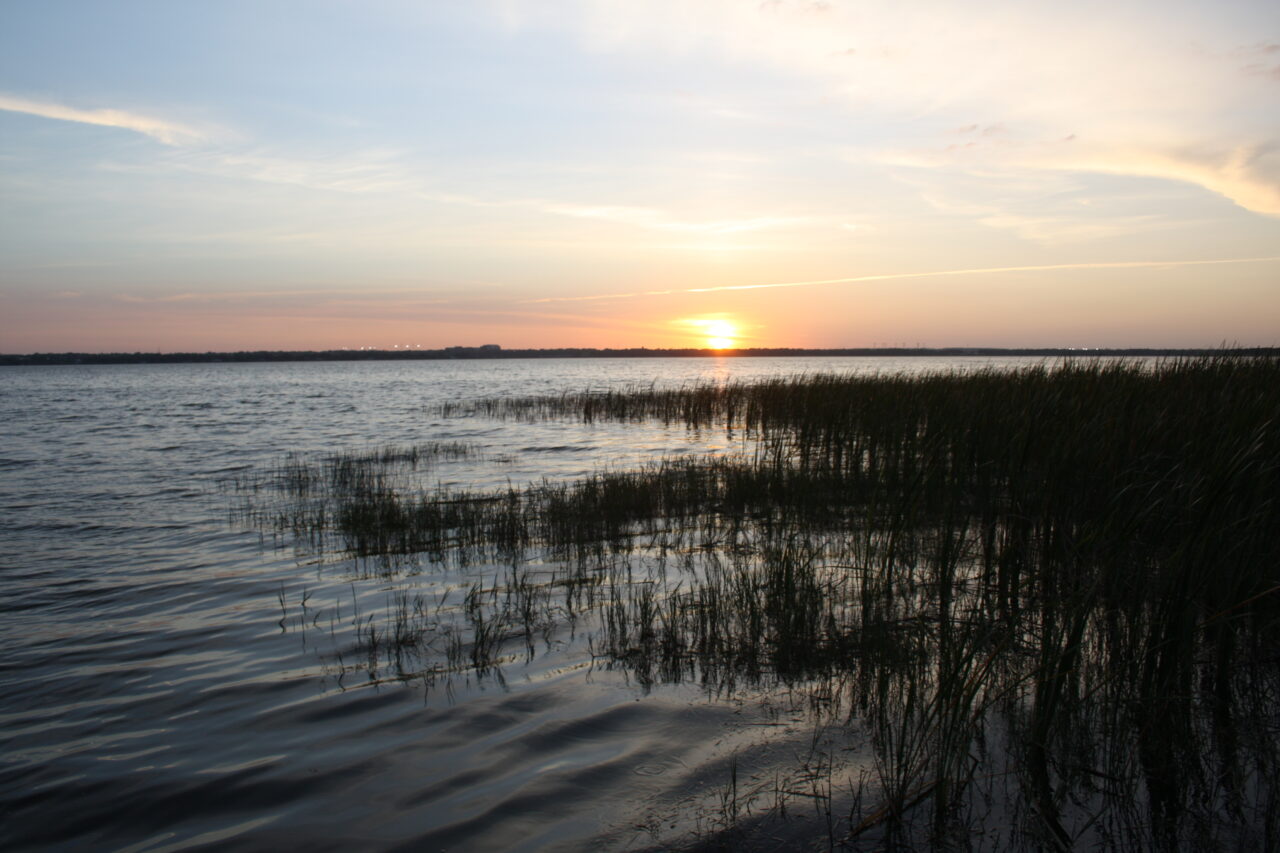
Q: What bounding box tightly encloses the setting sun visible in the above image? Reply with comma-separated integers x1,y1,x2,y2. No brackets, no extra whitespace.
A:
678,317,740,349
705,320,737,349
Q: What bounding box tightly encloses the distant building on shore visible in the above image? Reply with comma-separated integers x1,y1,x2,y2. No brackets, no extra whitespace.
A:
443,344,502,356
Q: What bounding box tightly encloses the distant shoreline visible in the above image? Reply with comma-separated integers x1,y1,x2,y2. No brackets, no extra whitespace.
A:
2,346,1277,366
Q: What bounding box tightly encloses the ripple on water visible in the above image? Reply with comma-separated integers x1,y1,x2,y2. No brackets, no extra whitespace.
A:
1,357,1032,850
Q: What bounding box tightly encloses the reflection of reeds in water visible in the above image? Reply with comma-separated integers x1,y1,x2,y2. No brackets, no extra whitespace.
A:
239,355,1280,849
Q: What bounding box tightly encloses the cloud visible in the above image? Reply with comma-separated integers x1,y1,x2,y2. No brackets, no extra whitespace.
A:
75,286,677,336
106,287,452,305
1065,144,1280,217
0,93,204,145
895,165,1202,243
155,148,420,194
975,214,1170,245
527,256,1280,303
107,136,781,232
499,1,1280,215
545,203,805,233
881,135,1280,218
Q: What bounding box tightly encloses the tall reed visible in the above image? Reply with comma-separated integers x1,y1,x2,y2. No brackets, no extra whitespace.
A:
243,354,1280,849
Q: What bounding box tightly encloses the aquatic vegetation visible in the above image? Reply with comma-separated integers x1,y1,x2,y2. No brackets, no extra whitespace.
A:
241,354,1280,850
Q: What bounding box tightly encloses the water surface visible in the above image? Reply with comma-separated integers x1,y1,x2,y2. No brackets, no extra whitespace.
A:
0,355,1062,850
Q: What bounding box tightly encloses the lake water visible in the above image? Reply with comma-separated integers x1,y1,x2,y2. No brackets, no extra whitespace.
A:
0,355,1066,851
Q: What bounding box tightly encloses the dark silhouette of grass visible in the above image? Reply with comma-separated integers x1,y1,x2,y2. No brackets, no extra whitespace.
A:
239,354,1280,850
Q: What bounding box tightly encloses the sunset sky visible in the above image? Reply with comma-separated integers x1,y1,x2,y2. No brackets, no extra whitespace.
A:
2,0,1278,352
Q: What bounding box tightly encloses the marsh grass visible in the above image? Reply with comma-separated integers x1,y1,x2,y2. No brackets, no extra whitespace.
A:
241,355,1280,850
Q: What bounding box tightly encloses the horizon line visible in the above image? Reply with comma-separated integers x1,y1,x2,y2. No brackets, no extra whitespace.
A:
5,345,1278,362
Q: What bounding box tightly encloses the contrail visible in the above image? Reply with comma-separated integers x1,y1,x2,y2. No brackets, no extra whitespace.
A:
527,256,1280,304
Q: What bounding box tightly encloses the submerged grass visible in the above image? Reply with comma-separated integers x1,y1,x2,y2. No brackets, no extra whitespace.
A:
242,354,1280,850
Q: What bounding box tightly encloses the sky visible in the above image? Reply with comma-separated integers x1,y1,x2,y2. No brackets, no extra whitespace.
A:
1,0,1278,352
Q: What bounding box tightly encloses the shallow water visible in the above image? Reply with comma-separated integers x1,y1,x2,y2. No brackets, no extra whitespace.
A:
0,355,1064,850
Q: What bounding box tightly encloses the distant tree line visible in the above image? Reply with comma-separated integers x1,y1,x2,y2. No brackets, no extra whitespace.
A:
2,347,1275,366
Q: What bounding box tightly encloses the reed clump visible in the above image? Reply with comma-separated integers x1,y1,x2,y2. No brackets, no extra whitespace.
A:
246,354,1280,849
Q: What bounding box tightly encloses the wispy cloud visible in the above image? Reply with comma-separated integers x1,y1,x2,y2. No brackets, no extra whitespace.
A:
975,213,1171,245
528,256,1280,303
880,136,1280,218
545,203,805,233
107,287,452,305
82,287,677,335
114,143,797,238
1065,144,1280,218
508,1,1279,215
0,93,204,145
158,148,422,194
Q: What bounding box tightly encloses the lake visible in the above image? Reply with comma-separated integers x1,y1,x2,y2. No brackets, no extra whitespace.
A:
0,355,1086,850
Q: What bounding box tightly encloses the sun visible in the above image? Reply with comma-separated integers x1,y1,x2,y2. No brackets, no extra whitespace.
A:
704,320,737,349
675,315,744,349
